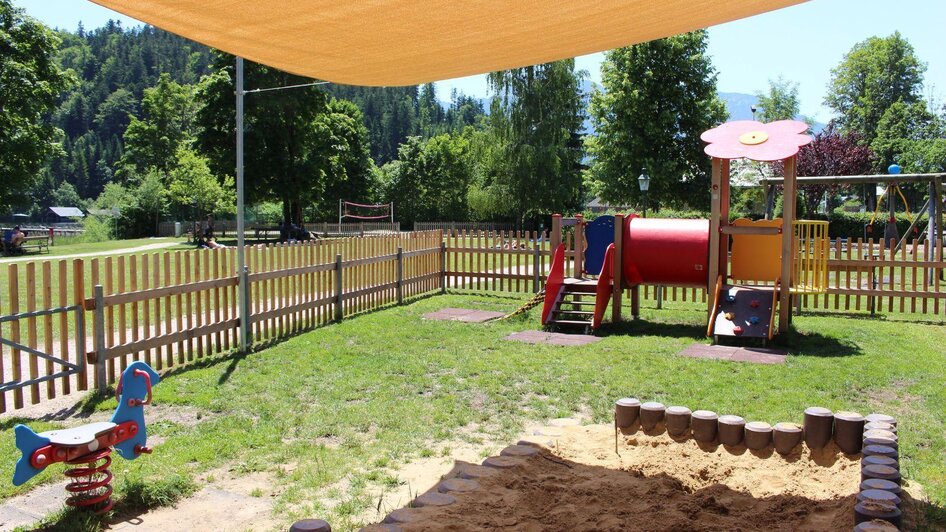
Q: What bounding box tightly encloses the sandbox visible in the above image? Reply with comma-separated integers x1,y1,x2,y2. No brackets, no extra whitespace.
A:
363,407,912,531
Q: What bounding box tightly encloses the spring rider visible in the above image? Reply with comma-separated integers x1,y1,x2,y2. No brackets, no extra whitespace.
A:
12,362,160,513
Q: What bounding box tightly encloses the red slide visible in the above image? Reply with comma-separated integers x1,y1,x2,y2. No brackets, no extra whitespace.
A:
541,244,565,325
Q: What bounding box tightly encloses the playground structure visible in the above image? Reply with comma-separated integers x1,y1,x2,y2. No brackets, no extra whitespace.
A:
11,362,160,513
542,120,831,340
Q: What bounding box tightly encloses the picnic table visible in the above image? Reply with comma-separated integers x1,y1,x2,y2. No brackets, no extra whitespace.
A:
21,235,50,254
1,234,50,256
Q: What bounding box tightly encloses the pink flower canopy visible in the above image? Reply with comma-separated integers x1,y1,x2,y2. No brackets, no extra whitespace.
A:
700,120,811,162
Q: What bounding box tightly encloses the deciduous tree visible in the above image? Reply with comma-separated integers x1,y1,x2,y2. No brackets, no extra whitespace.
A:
0,0,74,209
825,32,926,145
587,30,726,211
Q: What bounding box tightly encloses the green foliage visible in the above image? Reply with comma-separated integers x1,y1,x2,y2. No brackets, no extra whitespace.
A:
50,181,85,208
755,77,801,123
0,0,74,210
308,98,377,220
587,30,727,212
197,55,328,223
872,100,944,172
825,32,926,146
118,73,198,179
482,60,586,223
381,132,475,223
823,208,929,240
167,148,233,218
79,214,115,243
48,23,213,199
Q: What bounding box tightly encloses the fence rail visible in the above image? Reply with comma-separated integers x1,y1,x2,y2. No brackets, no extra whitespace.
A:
157,221,401,238
414,221,519,235
1,230,944,414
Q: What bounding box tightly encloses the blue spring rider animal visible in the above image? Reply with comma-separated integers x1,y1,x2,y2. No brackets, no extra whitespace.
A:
12,362,160,513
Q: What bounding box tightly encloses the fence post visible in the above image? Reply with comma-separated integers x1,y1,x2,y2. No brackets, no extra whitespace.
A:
532,244,541,293
334,254,344,322
92,285,107,394
396,247,404,305
440,241,447,294
656,285,663,309
551,214,562,253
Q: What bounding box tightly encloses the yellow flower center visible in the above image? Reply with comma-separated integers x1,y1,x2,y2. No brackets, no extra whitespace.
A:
739,131,768,145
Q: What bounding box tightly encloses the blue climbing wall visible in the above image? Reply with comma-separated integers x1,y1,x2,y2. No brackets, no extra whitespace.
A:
584,215,614,275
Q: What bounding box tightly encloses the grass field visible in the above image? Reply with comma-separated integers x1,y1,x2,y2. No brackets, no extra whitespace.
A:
0,291,944,530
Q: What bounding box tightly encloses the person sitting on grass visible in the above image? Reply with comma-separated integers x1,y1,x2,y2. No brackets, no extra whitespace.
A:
196,236,228,249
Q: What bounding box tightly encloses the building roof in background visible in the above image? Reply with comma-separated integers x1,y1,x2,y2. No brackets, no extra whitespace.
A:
49,207,85,218
90,0,805,86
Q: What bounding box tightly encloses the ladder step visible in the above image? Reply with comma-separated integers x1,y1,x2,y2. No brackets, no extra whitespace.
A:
560,300,595,306
551,319,593,326
554,309,593,316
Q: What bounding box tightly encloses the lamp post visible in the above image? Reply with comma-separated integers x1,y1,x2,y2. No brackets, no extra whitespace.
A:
638,168,651,217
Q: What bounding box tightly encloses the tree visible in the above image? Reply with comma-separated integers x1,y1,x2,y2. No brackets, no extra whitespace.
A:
825,32,926,145
119,73,197,179
871,100,938,169
587,30,726,212
50,181,84,208
381,132,475,224
483,60,586,223
792,125,874,214
197,54,328,223
94,88,138,141
167,148,235,220
0,0,74,210
308,99,377,220
136,168,168,236
756,77,801,123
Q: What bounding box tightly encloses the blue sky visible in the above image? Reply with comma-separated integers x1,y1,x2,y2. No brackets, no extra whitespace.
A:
15,0,946,124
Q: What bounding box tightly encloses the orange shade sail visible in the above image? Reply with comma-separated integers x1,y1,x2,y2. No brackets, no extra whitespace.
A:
90,0,806,86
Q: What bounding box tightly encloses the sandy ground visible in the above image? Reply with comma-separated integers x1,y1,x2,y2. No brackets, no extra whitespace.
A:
371,423,889,532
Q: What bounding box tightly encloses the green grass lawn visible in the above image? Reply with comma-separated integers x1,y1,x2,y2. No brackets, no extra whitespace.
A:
1,292,945,530
0,237,185,262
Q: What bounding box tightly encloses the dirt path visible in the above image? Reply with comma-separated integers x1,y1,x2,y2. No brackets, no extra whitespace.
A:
0,241,180,264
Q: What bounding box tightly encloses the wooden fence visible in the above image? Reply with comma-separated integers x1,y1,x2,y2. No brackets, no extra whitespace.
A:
2,230,944,414
0,232,441,413
158,221,401,238
415,221,519,235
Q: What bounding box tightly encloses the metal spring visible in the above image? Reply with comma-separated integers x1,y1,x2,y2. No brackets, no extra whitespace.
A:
64,447,114,514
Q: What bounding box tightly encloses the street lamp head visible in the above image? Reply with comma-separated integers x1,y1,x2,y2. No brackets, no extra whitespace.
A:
638,168,651,192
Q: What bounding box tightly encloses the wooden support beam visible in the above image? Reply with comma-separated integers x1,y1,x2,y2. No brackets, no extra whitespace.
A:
762,172,946,186
779,156,797,333
720,225,781,235
707,157,722,317
612,213,624,323
550,214,562,256
719,158,731,282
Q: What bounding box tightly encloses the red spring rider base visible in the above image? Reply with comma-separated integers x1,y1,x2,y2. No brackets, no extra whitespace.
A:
11,362,161,514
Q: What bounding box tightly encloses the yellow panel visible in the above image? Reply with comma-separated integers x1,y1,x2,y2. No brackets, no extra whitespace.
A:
791,220,829,294
90,0,806,86
730,218,782,283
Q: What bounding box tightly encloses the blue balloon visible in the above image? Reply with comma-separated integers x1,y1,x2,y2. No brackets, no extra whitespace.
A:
888,164,901,175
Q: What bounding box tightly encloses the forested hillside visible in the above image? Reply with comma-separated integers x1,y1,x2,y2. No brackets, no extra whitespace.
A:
32,20,486,221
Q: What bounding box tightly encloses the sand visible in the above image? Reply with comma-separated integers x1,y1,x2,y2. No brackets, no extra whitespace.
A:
386,424,865,531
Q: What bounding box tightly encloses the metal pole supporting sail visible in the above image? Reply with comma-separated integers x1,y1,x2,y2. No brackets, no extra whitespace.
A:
236,57,250,353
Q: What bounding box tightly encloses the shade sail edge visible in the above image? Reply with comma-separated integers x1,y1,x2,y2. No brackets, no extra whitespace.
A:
89,0,808,86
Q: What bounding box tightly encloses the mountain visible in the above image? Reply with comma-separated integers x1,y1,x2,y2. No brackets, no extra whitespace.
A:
719,92,825,133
